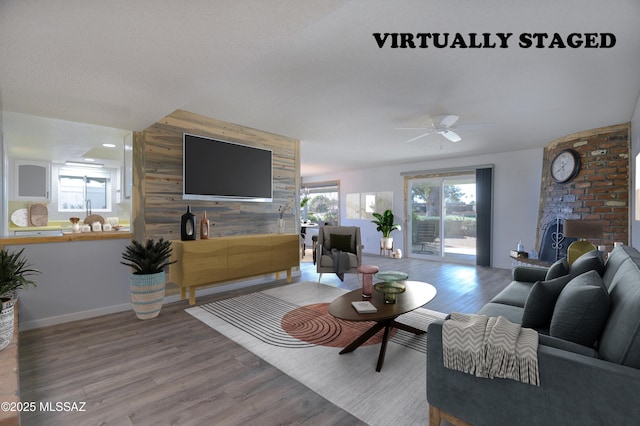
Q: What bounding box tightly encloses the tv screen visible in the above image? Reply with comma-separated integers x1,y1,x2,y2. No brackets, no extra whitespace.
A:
183,133,273,202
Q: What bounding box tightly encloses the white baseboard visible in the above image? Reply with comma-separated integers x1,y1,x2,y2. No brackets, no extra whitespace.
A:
20,303,132,331
19,270,302,331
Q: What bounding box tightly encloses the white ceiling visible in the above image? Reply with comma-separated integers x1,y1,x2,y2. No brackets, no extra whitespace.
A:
1,0,639,176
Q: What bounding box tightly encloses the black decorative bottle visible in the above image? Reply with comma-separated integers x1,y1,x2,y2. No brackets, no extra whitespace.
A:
181,206,196,241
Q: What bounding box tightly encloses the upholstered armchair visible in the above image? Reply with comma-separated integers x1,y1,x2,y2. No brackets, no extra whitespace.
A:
315,226,363,283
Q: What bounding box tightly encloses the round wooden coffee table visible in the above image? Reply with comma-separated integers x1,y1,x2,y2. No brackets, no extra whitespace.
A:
328,280,437,372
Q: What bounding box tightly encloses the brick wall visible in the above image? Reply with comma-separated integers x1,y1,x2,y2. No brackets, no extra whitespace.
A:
536,123,630,255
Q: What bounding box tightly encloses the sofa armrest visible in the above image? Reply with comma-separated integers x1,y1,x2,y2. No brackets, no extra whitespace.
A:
512,266,548,282
427,320,640,426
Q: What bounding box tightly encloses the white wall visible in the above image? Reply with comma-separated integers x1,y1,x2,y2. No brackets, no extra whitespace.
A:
631,93,640,248
6,239,132,330
304,148,543,270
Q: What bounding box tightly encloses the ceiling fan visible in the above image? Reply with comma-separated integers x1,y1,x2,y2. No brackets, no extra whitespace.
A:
398,114,463,143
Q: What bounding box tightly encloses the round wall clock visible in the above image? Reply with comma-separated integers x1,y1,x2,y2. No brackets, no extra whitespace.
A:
550,149,580,183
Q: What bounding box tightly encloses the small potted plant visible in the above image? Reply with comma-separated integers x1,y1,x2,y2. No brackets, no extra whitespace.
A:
0,248,40,350
371,209,401,250
121,238,176,320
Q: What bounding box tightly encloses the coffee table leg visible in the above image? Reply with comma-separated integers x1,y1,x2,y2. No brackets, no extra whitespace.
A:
392,320,426,335
375,320,393,372
338,318,417,372
339,321,386,354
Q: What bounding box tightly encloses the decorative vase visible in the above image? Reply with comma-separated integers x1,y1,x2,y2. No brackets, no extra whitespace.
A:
200,211,210,239
130,271,166,320
374,281,406,304
374,270,408,304
70,217,81,233
278,218,285,233
0,298,15,351
381,237,394,249
181,206,196,241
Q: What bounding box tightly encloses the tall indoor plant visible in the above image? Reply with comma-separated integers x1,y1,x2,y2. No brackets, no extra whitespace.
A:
371,209,401,250
121,238,176,320
0,248,40,350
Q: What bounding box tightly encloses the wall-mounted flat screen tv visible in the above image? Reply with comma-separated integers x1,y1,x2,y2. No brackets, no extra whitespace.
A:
183,133,273,202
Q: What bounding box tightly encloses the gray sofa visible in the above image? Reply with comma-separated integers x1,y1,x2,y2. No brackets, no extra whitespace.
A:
427,245,640,426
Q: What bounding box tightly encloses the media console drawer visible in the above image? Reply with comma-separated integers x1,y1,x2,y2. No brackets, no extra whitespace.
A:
170,234,299,304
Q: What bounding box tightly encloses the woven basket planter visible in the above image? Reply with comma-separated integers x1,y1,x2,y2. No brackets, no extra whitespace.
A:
130,271,166,320
0,298,16,351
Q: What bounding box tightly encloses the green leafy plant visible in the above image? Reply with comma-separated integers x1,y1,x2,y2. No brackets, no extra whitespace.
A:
0,248,40,298
120,238,176,275
371,209,401,238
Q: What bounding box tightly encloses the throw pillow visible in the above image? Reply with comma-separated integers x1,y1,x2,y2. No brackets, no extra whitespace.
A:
550,270,611,347
545,258,569,280
569,250,604,278
329,233,352,253
521,274,573,329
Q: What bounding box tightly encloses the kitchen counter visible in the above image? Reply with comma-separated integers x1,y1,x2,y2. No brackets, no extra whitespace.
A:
0,231,133,247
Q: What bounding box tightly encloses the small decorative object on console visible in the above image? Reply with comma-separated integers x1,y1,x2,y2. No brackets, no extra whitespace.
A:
200,211,210,239
181,206,196,241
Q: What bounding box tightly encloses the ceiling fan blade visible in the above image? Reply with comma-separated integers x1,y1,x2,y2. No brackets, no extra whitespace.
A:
405,131,434,143
432,114,459,128
395,127,431,130
441,130,461,142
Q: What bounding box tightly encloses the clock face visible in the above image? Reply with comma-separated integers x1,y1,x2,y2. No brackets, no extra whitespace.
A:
551,149,580,183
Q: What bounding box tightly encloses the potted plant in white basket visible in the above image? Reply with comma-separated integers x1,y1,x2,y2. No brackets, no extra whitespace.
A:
121,238,176,320
371,209,401,250
0,248,40,350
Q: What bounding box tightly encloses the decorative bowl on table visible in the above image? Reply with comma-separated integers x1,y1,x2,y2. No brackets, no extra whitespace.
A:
374,270,408,303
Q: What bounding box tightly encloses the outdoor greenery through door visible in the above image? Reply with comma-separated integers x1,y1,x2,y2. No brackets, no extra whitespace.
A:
407,173,477,263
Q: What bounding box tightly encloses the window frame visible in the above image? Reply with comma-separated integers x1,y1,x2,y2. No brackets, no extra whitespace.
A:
57,167,113,213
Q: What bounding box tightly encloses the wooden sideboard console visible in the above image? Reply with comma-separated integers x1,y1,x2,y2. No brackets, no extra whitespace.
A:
169,234,300,304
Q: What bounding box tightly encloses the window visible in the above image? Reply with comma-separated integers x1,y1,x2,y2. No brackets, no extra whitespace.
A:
345,191,393,220
58,168,112,212
300,181,340,225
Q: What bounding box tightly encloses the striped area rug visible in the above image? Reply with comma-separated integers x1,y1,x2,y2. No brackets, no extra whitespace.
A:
186,281,447,426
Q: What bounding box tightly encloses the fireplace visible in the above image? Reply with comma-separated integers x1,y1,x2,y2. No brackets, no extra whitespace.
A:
538,220,577,263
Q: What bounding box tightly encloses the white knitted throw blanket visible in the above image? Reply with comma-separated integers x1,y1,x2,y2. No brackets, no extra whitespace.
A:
442,313,540,386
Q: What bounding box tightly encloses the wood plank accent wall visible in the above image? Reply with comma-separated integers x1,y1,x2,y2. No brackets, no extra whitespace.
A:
536,123,630,254
132,108,300,246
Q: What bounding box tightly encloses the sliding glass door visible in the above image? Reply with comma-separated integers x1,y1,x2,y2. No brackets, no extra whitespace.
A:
407,174,477,263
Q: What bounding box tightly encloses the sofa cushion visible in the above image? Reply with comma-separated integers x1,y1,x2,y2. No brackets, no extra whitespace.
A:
598,257,640,368
546,258,569,280
476,302,523,324
569,250,604,278
322,229,355,253
329,233,352,253
521,274,573,329
550,270,610,347
489,281,535,308
601,245,632,290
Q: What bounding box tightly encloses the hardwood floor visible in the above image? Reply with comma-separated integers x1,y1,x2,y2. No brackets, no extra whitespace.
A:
19,254,512,425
